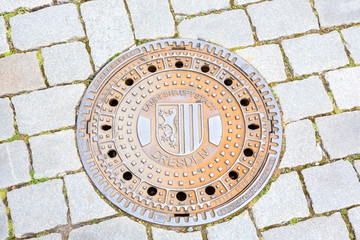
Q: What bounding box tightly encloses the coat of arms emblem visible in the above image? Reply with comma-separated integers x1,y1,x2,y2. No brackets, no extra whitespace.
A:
156,103,204,155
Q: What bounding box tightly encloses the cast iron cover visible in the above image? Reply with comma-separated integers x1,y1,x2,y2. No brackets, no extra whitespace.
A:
76,39,282,226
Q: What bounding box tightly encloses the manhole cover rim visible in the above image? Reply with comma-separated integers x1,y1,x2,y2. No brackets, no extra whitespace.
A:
76,38,283,226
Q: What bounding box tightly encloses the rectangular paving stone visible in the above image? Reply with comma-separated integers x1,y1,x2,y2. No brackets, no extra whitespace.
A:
325,66,360,109
57,0,75,3
42,42,93,85
262,213,349,240
235,0,259,5
30,130,82,178
0,52,45,95
81,0,134,69
0,17,9,55
314,0,360,28
342,26,360,64
171,0,229,14
280,120,323,168
0,201,8,240
64,172,117,224
282,32,349,76
7,180,68,238
0,141,30,188
273,77,333,123
0,98,14,141
29,233,62,240
207,210,258,240
315,111,360,159
152,228,202,240
0,0,52,13
178,10,254,48
127,0,175,39
355,160,360,175
236,44,287,83
302,160,360,213
348,207,360,239
247,0,318,41
252,172,309,228
12,84,85,135
10,4,85,51
68,217,147,240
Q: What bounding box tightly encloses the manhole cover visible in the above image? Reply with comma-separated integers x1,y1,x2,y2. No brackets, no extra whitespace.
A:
76,39,282,226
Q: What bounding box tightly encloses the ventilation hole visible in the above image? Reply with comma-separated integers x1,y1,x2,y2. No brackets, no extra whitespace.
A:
248,124,260,130
148,65,157,72
101,125,112,131
109,98,119,107
205,186,216,195
147,187,157,196
244,148,254,157
123,171,133,181
175,61,184,68
172,47,186,50
240,98,250,106
176,192,187,201
229,171,239,180
174,213,190,217
224,78,233,86
201,65,210,73
107,149,117,158
125,78,134,86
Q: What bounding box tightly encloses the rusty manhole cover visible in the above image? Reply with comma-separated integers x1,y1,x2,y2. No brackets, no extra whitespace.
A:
76,39,282,226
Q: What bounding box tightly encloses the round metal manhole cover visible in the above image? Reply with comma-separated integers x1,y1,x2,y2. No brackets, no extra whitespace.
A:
76,39,282,226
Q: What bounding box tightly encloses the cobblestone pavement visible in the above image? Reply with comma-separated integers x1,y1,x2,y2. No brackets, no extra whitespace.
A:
0,0,360,239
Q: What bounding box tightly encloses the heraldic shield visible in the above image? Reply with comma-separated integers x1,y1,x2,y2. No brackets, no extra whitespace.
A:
156,103,204,156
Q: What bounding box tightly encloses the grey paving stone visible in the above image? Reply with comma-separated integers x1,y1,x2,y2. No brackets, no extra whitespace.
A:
348,207,360,239
235,0,259,5
64,172,117,224
314,0,360,28
68,217,147,240
12,84,85,135
207,210,258,240
342,26,360,64
247,0,318,41
315,111,360,159
0,141,30,188
252,172,309,228
57,0,75,3
152,228,202,240
0,201,8,240
10,4,84,51
262,213,349,240
7,180,67,238
0,52,45,95
302,160,360,213
28,233,62,240
236,44,287,83
325,67,360,109
273,77,333,123
171,0,229,14
178,10,254,48
280,120,323,168
0,0,52,13
355,160,360,175
42,42,93,85
0,17,9,55
0,98,14,141
127,0,174,39
81,0,134,69
30,130,81,179
282,32,349,76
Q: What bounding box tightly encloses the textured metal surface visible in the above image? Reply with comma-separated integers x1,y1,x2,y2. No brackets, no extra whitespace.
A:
76,39,282,226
